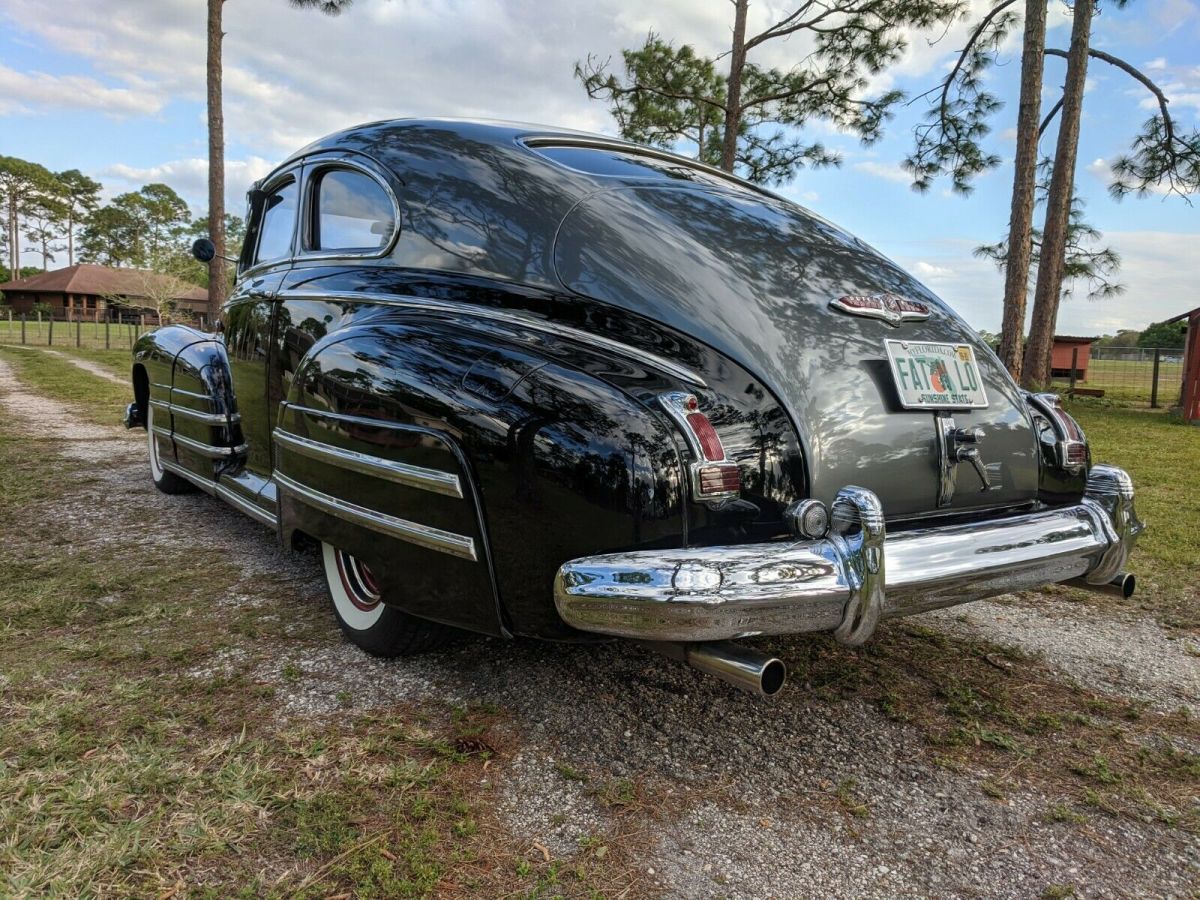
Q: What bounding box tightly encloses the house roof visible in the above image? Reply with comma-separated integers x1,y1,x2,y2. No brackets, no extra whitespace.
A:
1052,335,1100,344
0,264,207,303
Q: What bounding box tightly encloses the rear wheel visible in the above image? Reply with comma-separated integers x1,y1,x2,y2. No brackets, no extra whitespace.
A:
146,403,194,495
321,542,451,656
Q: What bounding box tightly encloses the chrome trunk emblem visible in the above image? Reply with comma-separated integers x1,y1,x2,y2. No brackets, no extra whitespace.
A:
830,293,931,327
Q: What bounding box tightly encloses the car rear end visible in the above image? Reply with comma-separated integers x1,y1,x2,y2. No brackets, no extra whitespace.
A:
541,144,1143,692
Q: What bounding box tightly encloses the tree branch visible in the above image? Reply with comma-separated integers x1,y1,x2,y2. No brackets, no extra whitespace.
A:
1038,96,1063,137
1045,46,1176,149
932,0,1019,127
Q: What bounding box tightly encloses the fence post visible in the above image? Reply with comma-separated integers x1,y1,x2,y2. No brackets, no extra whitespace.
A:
36,309,41,337
129,321,134,349
1068,347,1078,396
48,315,54,346
76,317,81,348
105,315,111,350
1150,348,1161,409
21,313,26,345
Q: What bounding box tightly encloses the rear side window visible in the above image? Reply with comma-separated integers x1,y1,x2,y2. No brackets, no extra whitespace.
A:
255,178,298,263
312,168,395,251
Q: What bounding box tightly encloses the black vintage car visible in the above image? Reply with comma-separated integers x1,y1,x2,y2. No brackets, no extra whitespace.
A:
125,119,1141,696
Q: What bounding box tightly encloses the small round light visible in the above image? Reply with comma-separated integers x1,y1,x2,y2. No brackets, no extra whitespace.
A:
685,395,699,411
786,499,829,540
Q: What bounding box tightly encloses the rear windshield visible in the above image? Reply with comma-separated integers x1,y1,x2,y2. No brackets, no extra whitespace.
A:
531,144,757,193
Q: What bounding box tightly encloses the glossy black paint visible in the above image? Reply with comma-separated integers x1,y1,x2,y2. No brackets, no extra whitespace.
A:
130,119,1087,640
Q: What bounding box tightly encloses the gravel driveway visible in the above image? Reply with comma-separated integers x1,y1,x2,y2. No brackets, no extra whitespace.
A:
2,353,1196,898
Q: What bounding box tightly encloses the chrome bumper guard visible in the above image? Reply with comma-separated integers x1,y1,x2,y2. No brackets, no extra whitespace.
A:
554,464,1143,645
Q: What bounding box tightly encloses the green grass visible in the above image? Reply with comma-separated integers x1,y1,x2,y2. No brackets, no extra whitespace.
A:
1052,356,1184,407
1066,401,1200,628
0,351,627,897
0,345,130,427
0,316,151,351
1,343,1195,893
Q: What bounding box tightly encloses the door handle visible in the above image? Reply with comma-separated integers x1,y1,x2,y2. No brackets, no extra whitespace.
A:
247,288,277,300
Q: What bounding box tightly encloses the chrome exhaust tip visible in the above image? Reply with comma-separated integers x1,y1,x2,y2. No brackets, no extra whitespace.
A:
1067,572,1136,599
639,640,787,697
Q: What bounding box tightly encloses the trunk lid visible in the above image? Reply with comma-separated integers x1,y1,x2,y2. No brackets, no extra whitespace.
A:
552,184,1040,519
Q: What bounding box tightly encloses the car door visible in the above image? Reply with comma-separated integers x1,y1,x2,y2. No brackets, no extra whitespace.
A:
218,171,299,522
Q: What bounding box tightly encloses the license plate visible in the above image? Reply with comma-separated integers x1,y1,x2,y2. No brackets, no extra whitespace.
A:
884,340,989,409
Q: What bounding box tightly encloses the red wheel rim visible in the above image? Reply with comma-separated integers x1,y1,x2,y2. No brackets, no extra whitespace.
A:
334,549,382,612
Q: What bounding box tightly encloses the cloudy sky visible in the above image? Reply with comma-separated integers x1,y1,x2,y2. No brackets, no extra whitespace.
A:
1,0,1196,334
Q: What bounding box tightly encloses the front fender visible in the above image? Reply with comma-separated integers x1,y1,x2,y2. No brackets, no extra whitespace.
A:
132,326,241,481
278,322,687,638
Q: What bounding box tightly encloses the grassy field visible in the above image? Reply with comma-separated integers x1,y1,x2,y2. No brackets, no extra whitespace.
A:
0,346,1196,895
1052,355,1185,407
0,316,154,351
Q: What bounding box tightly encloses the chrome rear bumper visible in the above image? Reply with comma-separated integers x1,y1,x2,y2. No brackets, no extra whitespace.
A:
554,464,1142,645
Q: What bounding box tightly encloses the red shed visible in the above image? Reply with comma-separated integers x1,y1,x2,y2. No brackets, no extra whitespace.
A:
1050,335,1097,380
1166,307,1200,423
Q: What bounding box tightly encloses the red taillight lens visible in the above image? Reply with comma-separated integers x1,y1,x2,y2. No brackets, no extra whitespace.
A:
659,392,742,500
1065,442,1088,466
697,463,741,496
685,411,725,461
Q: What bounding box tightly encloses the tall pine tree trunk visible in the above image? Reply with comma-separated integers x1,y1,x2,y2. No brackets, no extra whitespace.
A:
6,197,18,275
997,0,1047,380
1022,0,1093,388
67,212,74,267
720,0,749,173
207,0,228,325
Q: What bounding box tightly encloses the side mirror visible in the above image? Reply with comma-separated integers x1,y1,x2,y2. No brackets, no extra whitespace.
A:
191,238,216,262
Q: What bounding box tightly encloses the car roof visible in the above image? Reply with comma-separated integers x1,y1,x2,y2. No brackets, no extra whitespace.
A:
276,118,774,198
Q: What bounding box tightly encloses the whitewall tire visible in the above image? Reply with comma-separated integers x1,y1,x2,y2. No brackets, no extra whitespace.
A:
146,403,193,495
319,541,452,656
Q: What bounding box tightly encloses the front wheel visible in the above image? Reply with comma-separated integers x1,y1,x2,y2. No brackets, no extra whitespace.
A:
320,542,451,656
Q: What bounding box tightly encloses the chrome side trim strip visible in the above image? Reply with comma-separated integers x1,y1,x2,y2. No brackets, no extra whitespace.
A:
150,398,240,425
280,289,708,388
215,482,278,528
275,472,477,561
158,458,215,495
273,429,463,498
153,424,244,459
168,385,217,403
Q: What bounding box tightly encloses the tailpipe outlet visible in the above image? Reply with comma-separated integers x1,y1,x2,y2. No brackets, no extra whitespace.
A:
1066,572,1136,599
639,640,787,697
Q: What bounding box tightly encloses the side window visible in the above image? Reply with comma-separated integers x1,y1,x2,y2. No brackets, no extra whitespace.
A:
312,168,395,252
255,178,298,264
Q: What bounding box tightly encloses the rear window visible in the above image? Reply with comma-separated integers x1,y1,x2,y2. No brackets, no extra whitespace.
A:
531,145,750,191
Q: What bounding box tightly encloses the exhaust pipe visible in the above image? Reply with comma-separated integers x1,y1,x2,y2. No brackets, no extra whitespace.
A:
639,640,787,697
1066,572,1136,599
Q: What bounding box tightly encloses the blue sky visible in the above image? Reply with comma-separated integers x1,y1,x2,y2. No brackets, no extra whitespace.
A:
0,0,1196,334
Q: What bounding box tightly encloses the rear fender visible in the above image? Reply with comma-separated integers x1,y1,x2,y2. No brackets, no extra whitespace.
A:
278,322,687,638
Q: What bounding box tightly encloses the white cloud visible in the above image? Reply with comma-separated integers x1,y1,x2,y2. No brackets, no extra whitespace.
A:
853,160,912,184
0,63,164,117
100,157,275,213
1146,57,1168,71
913,260,954,279
892,231,1200,334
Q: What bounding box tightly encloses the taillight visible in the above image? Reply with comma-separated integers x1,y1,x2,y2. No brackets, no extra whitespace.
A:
685,412,725,461
659,392,742,502
1027,393,1089,473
